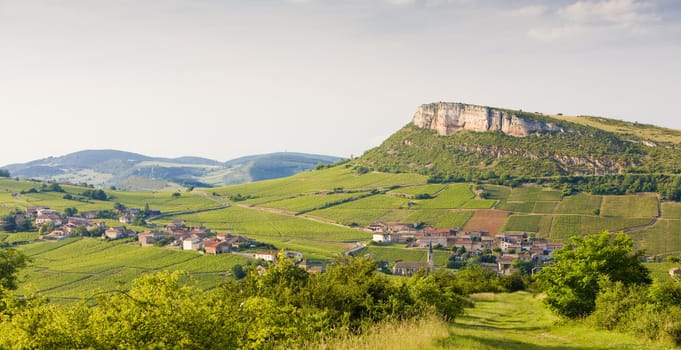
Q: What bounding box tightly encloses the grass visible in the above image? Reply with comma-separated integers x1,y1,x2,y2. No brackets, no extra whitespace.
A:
443,292,669,349
601,194,659,218
503,215,543,233
662,202,681,219
210,166,426,199
166,206,369,242
550,215,653,240
405,210,473,228
259,192,368,212
630,219,681,256
14,238,250,302
554,193,603,215
364,245,450,266
388,184,448,197
416,184,476,209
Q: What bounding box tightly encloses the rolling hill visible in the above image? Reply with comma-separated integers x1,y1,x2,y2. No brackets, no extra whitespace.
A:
1,150,342,191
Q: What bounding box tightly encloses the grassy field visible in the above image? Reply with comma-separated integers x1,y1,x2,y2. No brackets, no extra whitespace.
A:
630,219,681,256
601,194,659,218
554,193,603,215
415,184,476,209
259,192,368,213
14,238,250,302
405,210,473,228
365,245,450,266
209,166,427,199
165,206,369,242
441,292,671,349
502,215,543,233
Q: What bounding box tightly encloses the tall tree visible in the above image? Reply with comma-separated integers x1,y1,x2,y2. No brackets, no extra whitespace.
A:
537,231,651,318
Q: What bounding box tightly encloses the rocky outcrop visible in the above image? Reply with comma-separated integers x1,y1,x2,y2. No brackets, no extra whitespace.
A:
412,102,565,137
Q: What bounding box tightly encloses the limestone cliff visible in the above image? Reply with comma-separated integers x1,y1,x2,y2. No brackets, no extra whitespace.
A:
412,102,565,137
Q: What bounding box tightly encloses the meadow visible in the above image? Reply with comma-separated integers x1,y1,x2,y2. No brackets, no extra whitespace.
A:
14,238,250,302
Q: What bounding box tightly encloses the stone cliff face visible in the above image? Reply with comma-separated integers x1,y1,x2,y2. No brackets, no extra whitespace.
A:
412,102,564,137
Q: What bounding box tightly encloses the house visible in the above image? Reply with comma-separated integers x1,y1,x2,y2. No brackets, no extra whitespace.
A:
42,229,70,240
166,220,186,230
204,239,230,254
119,214,135,224
670,267,681,280
372,232,391,243
139,230,168,247
67,217,90,227
104,227,135,240
26,206,49,217
182,236,204,251
223,235,253,249
35,213,62,227
497,255,518,275
393,242,434,277
284,251,303,260
80,210,100,219
392,261,431,276
255,251,276,262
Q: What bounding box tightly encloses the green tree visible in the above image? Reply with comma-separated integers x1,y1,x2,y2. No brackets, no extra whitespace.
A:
0,249,30,290
232,264,246,280
537,231,651,318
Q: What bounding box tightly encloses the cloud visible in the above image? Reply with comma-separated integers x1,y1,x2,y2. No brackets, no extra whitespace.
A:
506,5,547,17
526,0,661,42
558,0,659,24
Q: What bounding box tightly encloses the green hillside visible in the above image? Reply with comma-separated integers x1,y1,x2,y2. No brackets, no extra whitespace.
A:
357,110,681,189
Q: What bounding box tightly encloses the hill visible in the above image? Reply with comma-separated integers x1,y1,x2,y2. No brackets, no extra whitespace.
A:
2,150,342,191
358,102,681,181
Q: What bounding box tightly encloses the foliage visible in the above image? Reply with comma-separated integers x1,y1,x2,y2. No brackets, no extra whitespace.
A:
537,231,651,318
0,169,9,178
0,258,476,348
81,189,108,201
0,248,29,290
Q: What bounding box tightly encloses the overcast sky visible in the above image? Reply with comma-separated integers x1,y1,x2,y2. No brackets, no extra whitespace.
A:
1,0,680,165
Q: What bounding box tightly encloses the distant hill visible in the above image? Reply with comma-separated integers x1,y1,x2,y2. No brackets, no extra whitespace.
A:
2,150,342,191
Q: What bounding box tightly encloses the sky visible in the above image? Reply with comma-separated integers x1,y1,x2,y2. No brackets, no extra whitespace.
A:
1,0,680,165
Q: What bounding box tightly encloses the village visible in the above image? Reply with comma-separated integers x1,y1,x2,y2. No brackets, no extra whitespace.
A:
8,206,564,277
12,206,299,263
368,221,564,276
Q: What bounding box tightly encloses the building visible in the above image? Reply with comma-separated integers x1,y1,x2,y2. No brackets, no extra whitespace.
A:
182,236,204,251
204,239,229,254
104,227,135,240
392,242,434,276
138,230,168,247
255,251,276,262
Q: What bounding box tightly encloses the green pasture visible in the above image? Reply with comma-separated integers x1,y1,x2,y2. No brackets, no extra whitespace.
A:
662,202,681,218
259,192,367,212
405,210,473,228
309,208,411,227
210,166,426,198
15,238,250,301
388,184,448,197
507,186,562,202
415,184,476,209
445,292,667,349
167,206,369,242
365,245,450,267
554,193,603,215
601,194,659,218
502,215,542,233
630,219,681,256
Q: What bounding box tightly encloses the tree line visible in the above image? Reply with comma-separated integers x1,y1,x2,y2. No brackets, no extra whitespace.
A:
0,251,525,349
